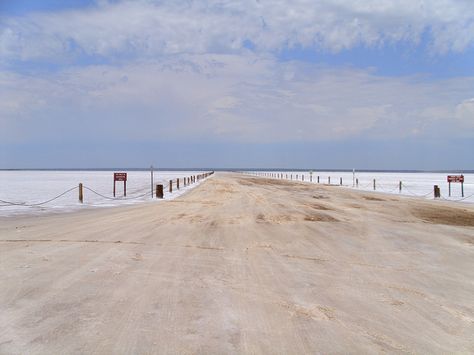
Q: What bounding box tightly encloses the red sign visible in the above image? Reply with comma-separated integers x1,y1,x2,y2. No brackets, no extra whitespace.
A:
114,173,127,181
113,173,127,197
447,175,464,183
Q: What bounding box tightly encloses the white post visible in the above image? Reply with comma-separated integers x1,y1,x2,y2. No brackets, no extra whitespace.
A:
150,165,154,198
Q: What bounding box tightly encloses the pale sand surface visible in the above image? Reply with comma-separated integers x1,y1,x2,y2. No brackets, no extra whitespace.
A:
1,172,473,354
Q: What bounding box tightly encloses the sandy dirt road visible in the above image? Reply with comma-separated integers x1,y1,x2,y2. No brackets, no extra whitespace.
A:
1,173,473,354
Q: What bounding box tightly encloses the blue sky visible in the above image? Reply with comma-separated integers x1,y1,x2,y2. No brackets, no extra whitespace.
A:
1,0,474,169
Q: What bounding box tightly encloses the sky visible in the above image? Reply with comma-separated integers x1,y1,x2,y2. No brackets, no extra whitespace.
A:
1,0,473,170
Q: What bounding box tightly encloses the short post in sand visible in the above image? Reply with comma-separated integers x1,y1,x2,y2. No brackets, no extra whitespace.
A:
399,181,402,193
434,185,441,198
373,179,376,191
156,184,164,199
79,183,83,203
340,177,342,185
328,176,330,184
169,180,173,193
177,178,180,190
356,178,359,187
317,176,320,183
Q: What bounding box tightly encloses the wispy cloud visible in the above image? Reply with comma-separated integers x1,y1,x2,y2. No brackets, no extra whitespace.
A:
1,54,473,144
1,0,474,65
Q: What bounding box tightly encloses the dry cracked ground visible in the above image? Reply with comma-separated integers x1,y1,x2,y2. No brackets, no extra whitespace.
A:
0,172,473,354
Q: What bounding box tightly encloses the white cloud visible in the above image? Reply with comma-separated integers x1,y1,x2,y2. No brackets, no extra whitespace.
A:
1,0,474,63
1,54,473,144
455,98,474,126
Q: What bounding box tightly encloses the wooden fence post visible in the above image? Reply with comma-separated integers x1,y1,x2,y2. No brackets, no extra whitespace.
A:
79,183,83,203
340,177,342,185
399,181,402,193
434,185,440,198
373,179,376,190
156,184,164,199
169,180,173,193
177,178,180,190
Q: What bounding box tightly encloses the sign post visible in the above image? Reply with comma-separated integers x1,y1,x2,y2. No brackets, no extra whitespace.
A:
114,173,127,197
447,175,464,197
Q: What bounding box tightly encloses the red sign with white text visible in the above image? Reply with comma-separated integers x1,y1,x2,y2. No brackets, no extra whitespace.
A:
447,175,464,183
114,173,127,181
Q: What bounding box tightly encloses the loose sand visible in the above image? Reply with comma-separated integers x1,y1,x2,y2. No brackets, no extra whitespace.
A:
1,173,473,354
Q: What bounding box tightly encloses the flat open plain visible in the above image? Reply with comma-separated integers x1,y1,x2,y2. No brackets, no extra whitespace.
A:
1,173,473,354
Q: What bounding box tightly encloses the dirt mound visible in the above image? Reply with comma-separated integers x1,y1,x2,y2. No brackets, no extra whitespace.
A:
239,177,295,187
411,206,474,227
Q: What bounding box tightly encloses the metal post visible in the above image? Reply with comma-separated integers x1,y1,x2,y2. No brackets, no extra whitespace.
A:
449,182,451,197
461,181,464,197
